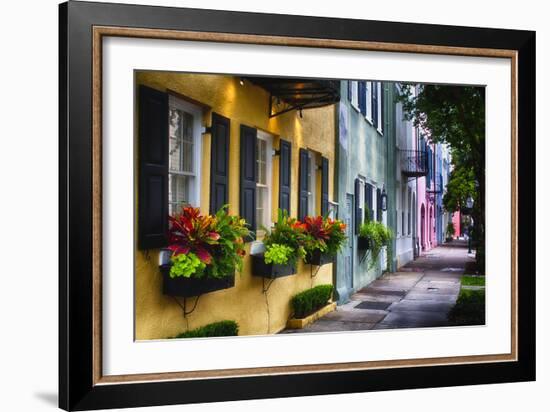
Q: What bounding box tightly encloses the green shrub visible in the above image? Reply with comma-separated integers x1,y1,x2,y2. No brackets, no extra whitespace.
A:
291,284,333,319
448,289,485,325
461,275,485,287
173,320,239,338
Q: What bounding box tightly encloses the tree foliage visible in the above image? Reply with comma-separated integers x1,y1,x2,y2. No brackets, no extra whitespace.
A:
398,84,485,273
398,85,485,171
442,165,475,212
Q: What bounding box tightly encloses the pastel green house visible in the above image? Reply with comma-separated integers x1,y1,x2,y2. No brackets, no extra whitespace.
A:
334,80,398,303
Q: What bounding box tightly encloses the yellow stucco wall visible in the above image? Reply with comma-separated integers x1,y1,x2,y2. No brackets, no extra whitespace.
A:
135,72,336,339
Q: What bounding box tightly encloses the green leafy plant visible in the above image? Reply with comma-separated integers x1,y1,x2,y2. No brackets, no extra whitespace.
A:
446,222,455,239
358,220,393,269
290,284,334,319
302,215,347,257
264,243,294,265
172,320,239,338
170,252,207,279
262,209,307,265
167,205,249,279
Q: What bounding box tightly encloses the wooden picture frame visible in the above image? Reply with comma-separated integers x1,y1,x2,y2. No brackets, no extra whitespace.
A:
59,1,535,410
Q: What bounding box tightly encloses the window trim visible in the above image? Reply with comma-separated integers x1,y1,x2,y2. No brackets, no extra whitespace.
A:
366,81,373,123
376,82,383,135
167,95,202,212
256,130,273,235
350,80,360,112
357,176,367,227
363,180,376,223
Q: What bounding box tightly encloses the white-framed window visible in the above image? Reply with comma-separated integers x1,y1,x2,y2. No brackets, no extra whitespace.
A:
255,130,273,235
366,81,372,122
350,81,359,111
168,95,202,214
307,151,318,216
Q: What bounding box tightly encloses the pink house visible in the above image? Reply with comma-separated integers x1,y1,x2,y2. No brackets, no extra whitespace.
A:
417,175,436,252
416,140,438,253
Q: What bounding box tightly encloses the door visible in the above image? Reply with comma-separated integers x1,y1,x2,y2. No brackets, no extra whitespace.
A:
342,194,354,291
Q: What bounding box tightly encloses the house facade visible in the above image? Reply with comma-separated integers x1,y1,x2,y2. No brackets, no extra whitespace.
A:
135,73,454,338
416,132,453,252
334,80,395,303
135,72,339,339
393,85,418,267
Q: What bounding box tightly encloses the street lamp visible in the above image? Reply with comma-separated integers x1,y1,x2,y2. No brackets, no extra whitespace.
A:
466,196,474,253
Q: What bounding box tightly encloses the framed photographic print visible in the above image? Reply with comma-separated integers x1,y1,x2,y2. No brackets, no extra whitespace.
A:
59,1,535,410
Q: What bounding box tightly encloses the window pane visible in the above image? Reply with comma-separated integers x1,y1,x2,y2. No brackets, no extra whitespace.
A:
256,139,267,185
181,112,194,173
308,153,316,215
169,108,194,174
169,108,182,172
169,174,191,215
256,186,265,228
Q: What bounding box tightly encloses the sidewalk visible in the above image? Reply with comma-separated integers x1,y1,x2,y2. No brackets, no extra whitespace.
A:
284,240,474,333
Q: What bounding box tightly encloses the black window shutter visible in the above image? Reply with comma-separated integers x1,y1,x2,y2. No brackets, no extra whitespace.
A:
209,113,230,215
279,139,292,214
376,188,382,222
321,157,329,216
358,81,366,116
298,148,310,220
347,81,352,101
138,85,169,250
240,125,257,240
354,178,361,235
371,82,378,127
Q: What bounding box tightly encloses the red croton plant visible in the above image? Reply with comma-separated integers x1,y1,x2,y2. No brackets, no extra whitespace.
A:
166,206,249,279
167,207,219,264
302,215,347,256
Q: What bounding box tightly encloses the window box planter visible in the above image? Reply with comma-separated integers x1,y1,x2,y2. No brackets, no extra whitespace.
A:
159,263,235,297
251,253,296,279
304,249,333,266
357,236,370,250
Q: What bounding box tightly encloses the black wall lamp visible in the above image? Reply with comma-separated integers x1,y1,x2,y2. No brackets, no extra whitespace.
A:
381,185,388,211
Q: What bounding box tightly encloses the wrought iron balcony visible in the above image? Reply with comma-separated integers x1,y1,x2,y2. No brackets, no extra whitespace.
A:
400,150,428,177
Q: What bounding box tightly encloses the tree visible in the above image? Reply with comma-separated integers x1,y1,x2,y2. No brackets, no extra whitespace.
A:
443,164,475,212
398,85,485,272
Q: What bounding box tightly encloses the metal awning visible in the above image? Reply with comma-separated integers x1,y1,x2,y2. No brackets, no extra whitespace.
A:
245,77,340,118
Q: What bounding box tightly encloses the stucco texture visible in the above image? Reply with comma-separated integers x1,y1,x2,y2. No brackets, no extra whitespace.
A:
135,72,336,340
